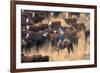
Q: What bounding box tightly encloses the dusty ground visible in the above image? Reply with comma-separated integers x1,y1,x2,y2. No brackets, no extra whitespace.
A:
23,35,90,61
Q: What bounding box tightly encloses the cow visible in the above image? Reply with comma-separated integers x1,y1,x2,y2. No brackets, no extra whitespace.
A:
21,54,49,63
29,24,48,32
32,11,50,23
68,12,80,17
50,21,62,30
71,23,86,31
21,31,50,53
21,10,34,26
64,18,77,25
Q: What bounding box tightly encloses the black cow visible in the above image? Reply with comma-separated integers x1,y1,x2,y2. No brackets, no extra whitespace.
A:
21,32,50,53
21,54,49,63
69,12,80,17
50,21,62,30
29,24,48,32
71,23,86,31
64,18,77,25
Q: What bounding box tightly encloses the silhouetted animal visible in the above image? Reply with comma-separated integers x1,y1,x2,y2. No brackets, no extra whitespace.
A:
69,12,80,17
21,32,49,53
21,54,49,63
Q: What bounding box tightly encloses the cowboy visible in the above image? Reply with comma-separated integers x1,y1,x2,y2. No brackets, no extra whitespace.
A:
57,28,65,49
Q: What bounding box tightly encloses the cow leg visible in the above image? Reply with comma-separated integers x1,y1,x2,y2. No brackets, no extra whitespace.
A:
70,43,73,53
67,47,71,54
35,39,41,53
36,45,39,53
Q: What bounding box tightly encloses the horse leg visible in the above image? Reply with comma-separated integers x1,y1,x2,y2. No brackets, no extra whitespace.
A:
57,40,63,54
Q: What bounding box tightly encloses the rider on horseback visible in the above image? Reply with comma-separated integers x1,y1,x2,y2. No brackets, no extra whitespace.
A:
57,28,65,49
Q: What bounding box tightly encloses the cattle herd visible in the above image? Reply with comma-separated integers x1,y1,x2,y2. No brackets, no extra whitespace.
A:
21,10,90,62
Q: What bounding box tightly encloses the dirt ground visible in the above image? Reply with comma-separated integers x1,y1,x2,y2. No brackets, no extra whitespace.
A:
23,35,90,61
